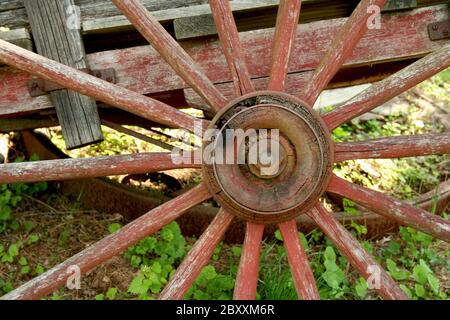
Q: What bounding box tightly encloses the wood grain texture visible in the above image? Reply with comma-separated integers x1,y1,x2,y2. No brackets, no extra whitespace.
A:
0,28,32,50
308,203,408,300
174,0,278,40
24,0,103,150
159,209,234,300
233,223,264,300
0,0,445,32
0,183,211,300
268,0,302,91
335,133,450,162
327,175,450,242
323,43,450,130
300,0,388,106
0,39,205,132
279,219,319,300
0,152,200,184
112,0,227,112
210,0,254,96
1,5,447,116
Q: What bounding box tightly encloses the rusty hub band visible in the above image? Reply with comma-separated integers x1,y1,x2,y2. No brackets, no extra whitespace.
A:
203,91,334,224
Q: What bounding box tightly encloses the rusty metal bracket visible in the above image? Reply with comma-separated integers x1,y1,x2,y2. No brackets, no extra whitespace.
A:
382,0,417,12
27,68,116,97
428,20,450,41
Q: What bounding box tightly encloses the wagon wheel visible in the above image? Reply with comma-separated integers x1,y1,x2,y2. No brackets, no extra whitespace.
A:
0,0,449,300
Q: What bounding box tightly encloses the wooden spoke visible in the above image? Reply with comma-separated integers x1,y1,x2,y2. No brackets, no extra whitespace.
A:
300,0,388,106
279,220,319,300
233,223,264,300
159,209,234,300
0,184,211,300
328,175,450,242
0,40,204,133
210,0,255,96
335,133,450,162
308,203,408,300
323,44,450,130
112,0,227,112
0,152,200,184
268,0,302,91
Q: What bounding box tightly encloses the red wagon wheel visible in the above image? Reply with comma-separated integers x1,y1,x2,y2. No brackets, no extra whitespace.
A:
0,0,449,300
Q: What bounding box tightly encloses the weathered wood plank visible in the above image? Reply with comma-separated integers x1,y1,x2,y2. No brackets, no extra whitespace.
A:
0,0,208,30
24,0,103,149
173,0,442,40
82,1,212,34
0,0,445,34
0,0,22,12
0,27,31,50
0,5,447,116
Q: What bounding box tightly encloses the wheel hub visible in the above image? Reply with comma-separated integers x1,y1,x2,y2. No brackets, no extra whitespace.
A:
202,91,334,224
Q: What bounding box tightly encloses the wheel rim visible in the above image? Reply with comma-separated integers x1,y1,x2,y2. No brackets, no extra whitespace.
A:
0,0,448,300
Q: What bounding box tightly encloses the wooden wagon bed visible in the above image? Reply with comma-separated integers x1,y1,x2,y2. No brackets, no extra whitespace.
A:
0,0,448,131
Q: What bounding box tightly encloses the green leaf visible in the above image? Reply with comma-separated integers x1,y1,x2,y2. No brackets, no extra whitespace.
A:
128,275,147,295
427,274,440,294
355,278,368,298
95,294,105,300
106,287,118,300
151,262,162,274
27,234,39,245
385,241,401,255
231,246,242,257
23,221,34,233
324,260,339,272
324,246,336,262
412,265,429,285
130,255,141,268
20,266,30,275
108,223,122,234
274,230,283,241
415,232,433,246
299,232,309,251
0,206,11,221
18,256,27,266
323,270,345,289
386,259,396,272
8,243,19,258
160,228,174,242
400,284,412,299
419,259,432,273
415,284,426,298
1,282,14,293
386,259,409,281
350,222,367,236
35,264,45,275
343,199,359,215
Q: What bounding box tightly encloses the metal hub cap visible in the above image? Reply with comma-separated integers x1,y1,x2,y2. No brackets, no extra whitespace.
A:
203,91,334,224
